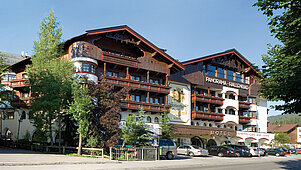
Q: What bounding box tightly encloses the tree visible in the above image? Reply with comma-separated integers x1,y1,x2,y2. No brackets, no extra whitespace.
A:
159,108,173,140
121,114,137,147
134,107,153,146
26,11,73,145
87,76,129,151
253,0,301,114
272,132,290,147
68,81,91,155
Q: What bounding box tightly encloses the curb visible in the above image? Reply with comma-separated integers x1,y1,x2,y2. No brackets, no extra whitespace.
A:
0,161,121,166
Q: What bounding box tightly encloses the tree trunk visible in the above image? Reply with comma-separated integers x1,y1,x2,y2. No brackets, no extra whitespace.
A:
58,114,62,153
49,117,53,146
77,133,82,155
17,119,21,141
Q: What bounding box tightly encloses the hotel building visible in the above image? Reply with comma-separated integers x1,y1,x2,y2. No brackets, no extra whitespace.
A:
0,26,274,147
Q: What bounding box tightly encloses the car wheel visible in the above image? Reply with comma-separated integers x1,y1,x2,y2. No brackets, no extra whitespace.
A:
189,152,195,157
218,152,224,157
276,153,280,157
166,152,174,160
235,153,240,157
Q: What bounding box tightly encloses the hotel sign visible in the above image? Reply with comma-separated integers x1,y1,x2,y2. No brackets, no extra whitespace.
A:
206,77,248,90
210,130,232,137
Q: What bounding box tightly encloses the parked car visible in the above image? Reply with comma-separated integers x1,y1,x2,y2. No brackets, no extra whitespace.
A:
158,139,177,160
249,147,260,156
0,135,14,146
208,146,237,157
281,148,289,155
288,148,297,154
296,148,301,154
257,148,266,156
177,145,209,157
259,148,268,156
267,148,286,156
225,144,252,157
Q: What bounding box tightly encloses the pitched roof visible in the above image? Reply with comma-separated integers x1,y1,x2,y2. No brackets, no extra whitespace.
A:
181,49,259,75
64,25,185,72
267,124,299,133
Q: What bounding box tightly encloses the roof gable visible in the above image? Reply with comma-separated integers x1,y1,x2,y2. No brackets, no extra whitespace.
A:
182,49,259,75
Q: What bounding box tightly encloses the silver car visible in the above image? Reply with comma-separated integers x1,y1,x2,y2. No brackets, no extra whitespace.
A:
177,145,209,157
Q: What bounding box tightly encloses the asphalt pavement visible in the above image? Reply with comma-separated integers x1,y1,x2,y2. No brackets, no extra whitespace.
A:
1,147,301,170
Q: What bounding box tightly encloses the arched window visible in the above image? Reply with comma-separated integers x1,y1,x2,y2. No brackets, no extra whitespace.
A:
196,122,199,126
209,123,212,127
235,126,238,131
191,122,194,126
229,109,235,115
203,123,207,127
223,125,227,128
146,116,152,123
228,94,235,100
154,117,159,124
217,125,221,128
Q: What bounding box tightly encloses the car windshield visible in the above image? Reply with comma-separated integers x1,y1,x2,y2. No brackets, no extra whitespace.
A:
227,147,234,151
277,149,284,151
191,145,200,149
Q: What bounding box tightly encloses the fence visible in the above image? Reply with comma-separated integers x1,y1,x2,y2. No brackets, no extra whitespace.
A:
110,147,157,161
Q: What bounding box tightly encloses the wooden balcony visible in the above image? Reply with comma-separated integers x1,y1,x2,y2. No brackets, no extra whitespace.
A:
239,116,252,124
191,94,224,106
191,111,224,121
239,101,251,109
120,100,169,113
105,76,170,94
102,51,138,68
11,98,32,107
7,79,28,88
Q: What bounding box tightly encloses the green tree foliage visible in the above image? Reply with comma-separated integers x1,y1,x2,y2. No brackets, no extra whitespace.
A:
68,82,91,155
159,109,174,140
268,114,301,124
272,132,290,146
121,107,153,147
87,77,129,150
253,0,301,114
26,11,74,144
0,55,15,109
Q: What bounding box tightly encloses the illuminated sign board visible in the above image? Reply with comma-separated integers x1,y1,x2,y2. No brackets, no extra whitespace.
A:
206,77,248,90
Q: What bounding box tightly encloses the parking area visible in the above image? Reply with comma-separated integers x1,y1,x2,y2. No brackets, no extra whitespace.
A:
1,146,301,170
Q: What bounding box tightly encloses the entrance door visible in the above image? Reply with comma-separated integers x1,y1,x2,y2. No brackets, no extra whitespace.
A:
207,139,217,148
191,137,204,148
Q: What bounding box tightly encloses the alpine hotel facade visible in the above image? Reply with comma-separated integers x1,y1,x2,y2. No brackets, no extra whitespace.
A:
1,26,274,148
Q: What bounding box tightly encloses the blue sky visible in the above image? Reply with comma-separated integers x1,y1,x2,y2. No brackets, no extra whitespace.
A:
0,0,282,116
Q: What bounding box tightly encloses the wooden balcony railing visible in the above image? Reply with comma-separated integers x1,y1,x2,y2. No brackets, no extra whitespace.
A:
120,100,169,113
191,111,224,121
191,94,224,106
11,98,32,107
7,79,28,88
239,101,251,109
239,116,252,124
102,51,138,68
105,76,170,94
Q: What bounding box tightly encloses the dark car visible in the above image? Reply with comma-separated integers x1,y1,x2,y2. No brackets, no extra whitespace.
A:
281,148,289,155
225,144,252,157
288,148,297,154
208,146,237,157
259,148,268,156
0,135,14,146
267,148,286,156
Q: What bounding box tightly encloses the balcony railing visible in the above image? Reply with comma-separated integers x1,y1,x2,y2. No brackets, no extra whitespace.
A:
239,116,252,124
7,79,28,88
102,51,138,68
191,111,224,121
120,100,169,113
105,76,170,94
239,101,251,109
11,98,32,107
191,94,224,105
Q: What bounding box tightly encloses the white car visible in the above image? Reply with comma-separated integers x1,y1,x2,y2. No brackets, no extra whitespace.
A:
249,147,264,156
177,145,209,157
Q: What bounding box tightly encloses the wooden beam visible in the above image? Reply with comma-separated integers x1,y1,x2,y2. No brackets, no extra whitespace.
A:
151,52,157,57
168,63,174,69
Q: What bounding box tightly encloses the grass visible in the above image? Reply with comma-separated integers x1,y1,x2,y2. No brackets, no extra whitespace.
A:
65,153,97,158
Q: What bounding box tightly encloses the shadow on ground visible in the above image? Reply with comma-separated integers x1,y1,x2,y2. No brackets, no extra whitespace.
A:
276,159,301,170
0,146,43,154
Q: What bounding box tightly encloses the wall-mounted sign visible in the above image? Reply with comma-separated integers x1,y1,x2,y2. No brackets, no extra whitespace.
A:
210,130,232,137
206,77,248,90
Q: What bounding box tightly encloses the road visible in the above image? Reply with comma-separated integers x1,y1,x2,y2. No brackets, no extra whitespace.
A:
1,147,301,170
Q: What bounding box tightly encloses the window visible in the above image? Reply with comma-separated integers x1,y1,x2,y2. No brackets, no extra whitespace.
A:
217,67,225,78
154,117,159,123
218,93,223,98
209,123,212,127
21,111,26,119
91,65,96,74
217,125,221,128
131,75,141,81
207,65,216,77
245,77,250,84
22,93,29,98
202,65,206,74
195,106,199,111
227,70,234,80
149,97,159,104
82,63,90,72
130,95,140,102
203,123,207,127
22,73,28,79
150,79,159,84
108,71,118,77
196,122,199,126
8,74,16,81
2,74,8,81
218,109,223,114
249,98,256,104
228,109,235,115
228,94,235,100
7,112,14,119
146,116,152,123
191,122,194,126
236,72,242,82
